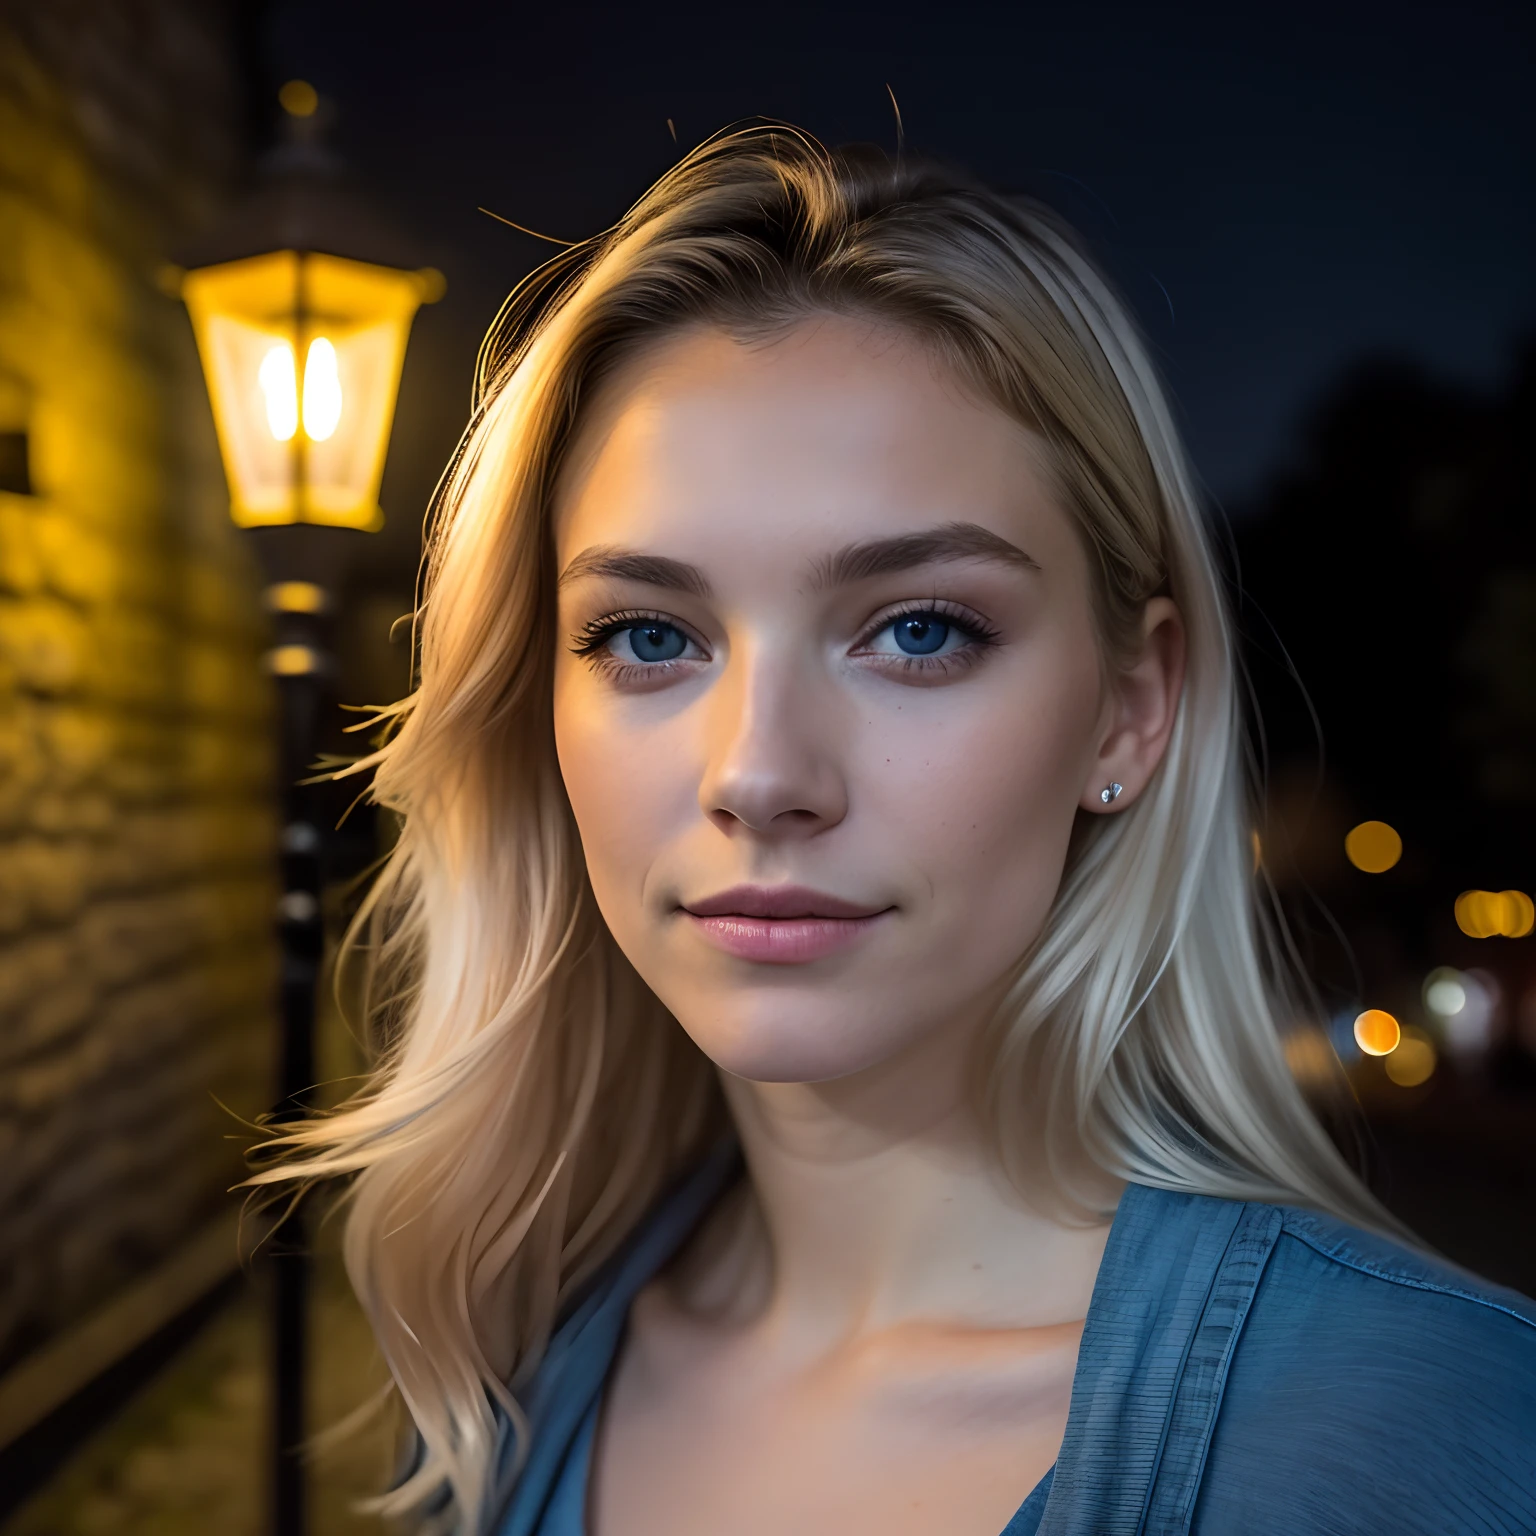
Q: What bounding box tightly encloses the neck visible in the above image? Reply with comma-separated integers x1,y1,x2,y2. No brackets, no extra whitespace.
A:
692,1021,1116,1352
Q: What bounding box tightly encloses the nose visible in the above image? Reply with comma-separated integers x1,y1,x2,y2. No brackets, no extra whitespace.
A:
698,644,848,838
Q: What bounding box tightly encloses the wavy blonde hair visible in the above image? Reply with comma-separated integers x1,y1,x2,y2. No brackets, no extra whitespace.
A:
253,125,1385,1533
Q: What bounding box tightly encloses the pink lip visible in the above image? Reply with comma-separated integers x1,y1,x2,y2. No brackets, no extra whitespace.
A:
681,885,893,964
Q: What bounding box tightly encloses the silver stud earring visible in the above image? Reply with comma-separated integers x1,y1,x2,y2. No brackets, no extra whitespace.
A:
1100,782,1123,804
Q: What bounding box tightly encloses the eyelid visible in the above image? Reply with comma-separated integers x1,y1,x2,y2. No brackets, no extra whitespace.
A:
568,607,713,658
850,597,1001,652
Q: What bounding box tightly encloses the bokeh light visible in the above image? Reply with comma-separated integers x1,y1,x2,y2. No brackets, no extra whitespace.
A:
1283,1026,1338,1088
1423,967,1467,1018
279,78,319,117
1353,1009,1401,1056
1425,967,1499,1056
1454,889,1535,938
1384,1026,1437,1087
1344,820,1402,873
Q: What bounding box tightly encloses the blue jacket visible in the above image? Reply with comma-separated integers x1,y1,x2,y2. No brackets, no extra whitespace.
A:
493,1142,1536,1535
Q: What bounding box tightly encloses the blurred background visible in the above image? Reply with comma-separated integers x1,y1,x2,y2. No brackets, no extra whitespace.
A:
0,1,1531,1531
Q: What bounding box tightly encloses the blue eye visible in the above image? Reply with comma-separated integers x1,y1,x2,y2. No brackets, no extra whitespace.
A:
625,622,687,662
571,611,706,675
890,615,950,655
855,605,996,671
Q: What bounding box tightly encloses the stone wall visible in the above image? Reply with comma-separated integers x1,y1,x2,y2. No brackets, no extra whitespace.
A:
0,3,276,1374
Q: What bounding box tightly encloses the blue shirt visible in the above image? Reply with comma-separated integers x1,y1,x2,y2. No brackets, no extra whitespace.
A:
492,1142,1536,1535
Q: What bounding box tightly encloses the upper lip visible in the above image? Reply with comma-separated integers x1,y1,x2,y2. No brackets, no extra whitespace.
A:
682,885,891,920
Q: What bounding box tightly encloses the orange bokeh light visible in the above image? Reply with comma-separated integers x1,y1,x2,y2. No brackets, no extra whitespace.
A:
1353,1009,1401,1057
1384,1027,1436,1088
1455,890,1535,939
1344,821,1402,873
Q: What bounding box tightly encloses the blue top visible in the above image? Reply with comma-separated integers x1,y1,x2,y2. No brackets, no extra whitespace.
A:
491,1142,1536,1535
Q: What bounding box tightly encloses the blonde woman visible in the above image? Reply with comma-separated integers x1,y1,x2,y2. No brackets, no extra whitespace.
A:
260,128,1536,1535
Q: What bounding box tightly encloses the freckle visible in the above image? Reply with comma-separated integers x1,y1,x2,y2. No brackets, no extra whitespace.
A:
972,1262,983,1270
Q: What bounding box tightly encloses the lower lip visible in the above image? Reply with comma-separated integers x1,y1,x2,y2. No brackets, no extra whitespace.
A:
684,912,890,963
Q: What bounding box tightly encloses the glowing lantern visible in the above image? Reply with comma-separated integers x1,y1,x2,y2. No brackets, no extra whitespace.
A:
182,248,442,530
178,84,442,531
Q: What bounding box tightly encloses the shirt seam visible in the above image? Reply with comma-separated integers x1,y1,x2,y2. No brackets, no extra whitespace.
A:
1279,1217,1536,1331
1169,1204,1282,1536
1129,1226,1231,1536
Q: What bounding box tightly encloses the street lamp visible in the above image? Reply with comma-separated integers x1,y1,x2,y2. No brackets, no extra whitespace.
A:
181,247,440,530
178,83,440,1536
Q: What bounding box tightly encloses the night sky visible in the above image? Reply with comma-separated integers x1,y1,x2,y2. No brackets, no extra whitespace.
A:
260,0,1533,553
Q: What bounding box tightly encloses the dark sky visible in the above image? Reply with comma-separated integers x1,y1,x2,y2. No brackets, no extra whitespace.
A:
263,0,1533,554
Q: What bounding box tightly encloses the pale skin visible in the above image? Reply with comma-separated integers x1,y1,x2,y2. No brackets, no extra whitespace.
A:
551,315,1185,1536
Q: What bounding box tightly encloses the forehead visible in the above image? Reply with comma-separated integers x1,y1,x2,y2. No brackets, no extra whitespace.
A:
553,316,1073,574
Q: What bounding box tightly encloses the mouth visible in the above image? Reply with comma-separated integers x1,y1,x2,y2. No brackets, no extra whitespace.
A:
679,885,894,964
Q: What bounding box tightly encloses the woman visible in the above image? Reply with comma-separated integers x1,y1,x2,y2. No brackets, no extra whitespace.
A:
259,128,1535,1534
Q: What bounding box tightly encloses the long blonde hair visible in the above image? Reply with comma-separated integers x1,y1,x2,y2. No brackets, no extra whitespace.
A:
253,125,1385,1533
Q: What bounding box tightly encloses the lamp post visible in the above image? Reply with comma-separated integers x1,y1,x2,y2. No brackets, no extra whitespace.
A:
179,85,440,1536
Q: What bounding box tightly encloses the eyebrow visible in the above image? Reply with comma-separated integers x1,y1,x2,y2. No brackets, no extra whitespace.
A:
808,521,1040,590
557,520,1038,599
557,546,713,597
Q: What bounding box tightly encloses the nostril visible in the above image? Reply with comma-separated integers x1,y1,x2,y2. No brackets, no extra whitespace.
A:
698,709,849,833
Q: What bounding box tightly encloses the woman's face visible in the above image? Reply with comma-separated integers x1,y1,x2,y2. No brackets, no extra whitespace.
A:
553,316,1178,1086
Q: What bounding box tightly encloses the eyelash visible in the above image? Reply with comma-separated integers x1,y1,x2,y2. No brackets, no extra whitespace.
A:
851,599,1001,675
568,609,704,684
568,600,1002,681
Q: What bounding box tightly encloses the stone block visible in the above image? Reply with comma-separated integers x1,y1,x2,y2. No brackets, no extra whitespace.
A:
35,701,113,785
0,498,44,595
0,595,95,693
34,509,116,606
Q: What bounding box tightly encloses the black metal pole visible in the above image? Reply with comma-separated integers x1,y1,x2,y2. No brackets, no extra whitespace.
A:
261,576,335,1536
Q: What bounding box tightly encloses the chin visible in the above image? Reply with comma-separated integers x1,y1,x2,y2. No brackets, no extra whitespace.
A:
666,987,925,1085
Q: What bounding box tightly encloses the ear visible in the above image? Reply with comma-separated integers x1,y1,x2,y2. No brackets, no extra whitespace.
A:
1079,596,1186,814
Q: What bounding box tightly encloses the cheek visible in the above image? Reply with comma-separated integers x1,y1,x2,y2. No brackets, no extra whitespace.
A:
871,645,1101,955
552,665,695,912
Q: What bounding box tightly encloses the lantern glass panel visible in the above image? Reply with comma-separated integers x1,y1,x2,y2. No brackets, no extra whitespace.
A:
183,249,428,529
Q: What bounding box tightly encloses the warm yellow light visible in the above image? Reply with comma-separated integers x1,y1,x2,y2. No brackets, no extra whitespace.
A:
1455,889,1535,939
182,250,440,529
259,343,298,440
254,337,343,443
264,581,329,615
1345,821,1402,873
1353,1009,1401,1057
279,79,319,118
302,337,342,441
1456,891,1494,938
265,644,323,677
1384,1027,1436,1087
1282,1026,1337,1088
